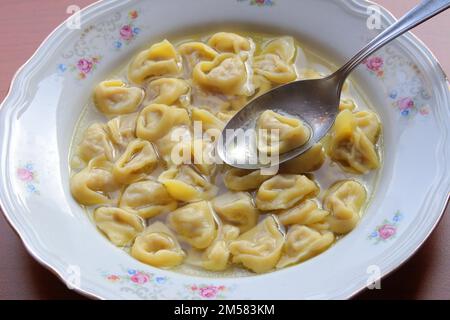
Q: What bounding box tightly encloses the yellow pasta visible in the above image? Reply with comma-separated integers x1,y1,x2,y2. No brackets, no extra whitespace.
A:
324,180,366,234
327,110,380,174
131,222,185,268
136,104,190,141
212,192,259,233
94,80,144,115
128,39,182,84
193,53,247,95
229,216,284,273
106,113,138,149
94,207,144,246
158,165,218,202
167,201,217,249
78,123,115,163
119,180,178,219
254,54,297,84
279,143,325,174
70,156,119,206
277,199,330,230
207,32,251,54
223,168,274,191
256,174,319,211
146,78,190,106
277,226,334,268
256,110,310,155
113,139,158,184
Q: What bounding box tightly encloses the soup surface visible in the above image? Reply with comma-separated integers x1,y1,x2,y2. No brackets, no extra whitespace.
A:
69,31,382,277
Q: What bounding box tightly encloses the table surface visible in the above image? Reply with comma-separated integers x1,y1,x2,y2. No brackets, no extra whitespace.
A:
0,0,449,300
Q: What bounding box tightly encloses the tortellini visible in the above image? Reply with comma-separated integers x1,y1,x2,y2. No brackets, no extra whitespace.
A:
277,226,334,268
131,222,185,268
223,168,273,191
256,174,318,211
94,207,144,246
156,126,192,166
119,180,177,219
70,156,119,206
136,104,190,141
146,78,190,106
261,37,296,63
106,113,137,148
229,216,284,273
212,192,259,233
323,180,366,234
193,53,247,95
277,199,329,230
196,225,240,271
113,139,158,184
191,107,224,133
128,40,182,84
77,123,115,163
256,110,310,155
167,201,217,249
208,32,251,54
71,32,382,275
158,165,218,202
94,80,144,115
279,143,325,174
327,109,380,174
178,42,218,72
254,54,297,84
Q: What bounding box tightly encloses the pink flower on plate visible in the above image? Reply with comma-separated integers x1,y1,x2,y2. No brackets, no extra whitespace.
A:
199,286,219,298
130,272,149,284
17,168,33,182
120,25,134,41
378,224,396,240
107,275,120,282
398,97,415,111
77,58,93,74
365,56,384,72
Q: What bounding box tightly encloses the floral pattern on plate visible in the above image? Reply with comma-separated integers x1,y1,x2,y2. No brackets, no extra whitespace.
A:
362,45,431,118
100,266,235,300
58,9,141,80
17,163,39,194
237,0,275,7
368,211,403,244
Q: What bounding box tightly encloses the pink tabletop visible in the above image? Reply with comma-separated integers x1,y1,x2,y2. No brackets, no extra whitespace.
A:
0,0,449,299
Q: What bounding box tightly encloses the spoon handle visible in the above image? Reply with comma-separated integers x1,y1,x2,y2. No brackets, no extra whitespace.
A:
336,0,450,80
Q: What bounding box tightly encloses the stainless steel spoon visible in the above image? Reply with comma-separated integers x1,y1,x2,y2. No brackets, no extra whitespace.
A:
217,0,450,170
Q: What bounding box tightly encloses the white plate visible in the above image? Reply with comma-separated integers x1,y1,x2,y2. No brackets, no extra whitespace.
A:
0,0,449,300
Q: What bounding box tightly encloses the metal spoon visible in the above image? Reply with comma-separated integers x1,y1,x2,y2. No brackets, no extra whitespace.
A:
217,0,450,170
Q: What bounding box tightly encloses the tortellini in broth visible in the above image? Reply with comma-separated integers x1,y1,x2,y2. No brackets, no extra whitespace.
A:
128,40,182,84
94,207,144,246
167,201,217,249
113,139,158,184
94,80,144,115
119,180,178,219
326,110,380,174
229,216,284,273
212,192,259,233
131,222,185,268
256,110,310,155
70,31,382,275
323,180,367,234
256,174,319,211
193,53,247,95
70,156,119,206
158,165,218,202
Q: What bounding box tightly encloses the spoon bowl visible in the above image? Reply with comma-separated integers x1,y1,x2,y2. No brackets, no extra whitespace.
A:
217,74,342,169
